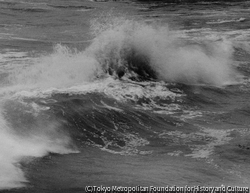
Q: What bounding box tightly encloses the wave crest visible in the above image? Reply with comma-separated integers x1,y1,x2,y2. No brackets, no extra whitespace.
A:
8,17,239,90
88,17,238,85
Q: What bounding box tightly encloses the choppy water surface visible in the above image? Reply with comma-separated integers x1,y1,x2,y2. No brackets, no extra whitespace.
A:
0,0,250,192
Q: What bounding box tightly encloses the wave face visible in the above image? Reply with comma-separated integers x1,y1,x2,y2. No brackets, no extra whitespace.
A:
0,3,250,189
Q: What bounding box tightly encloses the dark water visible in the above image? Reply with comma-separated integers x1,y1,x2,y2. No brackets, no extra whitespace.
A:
0,0,250,192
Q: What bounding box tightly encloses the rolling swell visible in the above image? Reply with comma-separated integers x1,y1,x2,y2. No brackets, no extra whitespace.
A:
9,79,236,155
33,90,184,153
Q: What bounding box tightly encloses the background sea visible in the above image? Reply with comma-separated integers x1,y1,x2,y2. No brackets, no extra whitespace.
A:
0,0,250,192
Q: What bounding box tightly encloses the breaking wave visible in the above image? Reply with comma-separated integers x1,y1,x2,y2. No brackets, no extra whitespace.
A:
0,16,243,189
8,17,239,90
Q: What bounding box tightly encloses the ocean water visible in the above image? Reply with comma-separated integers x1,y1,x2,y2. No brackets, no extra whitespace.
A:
0,0,250,192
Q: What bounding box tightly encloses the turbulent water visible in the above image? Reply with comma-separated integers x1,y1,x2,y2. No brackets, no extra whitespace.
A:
0,0,250,191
